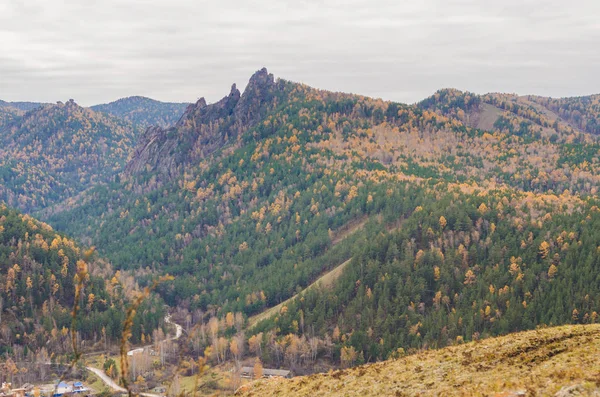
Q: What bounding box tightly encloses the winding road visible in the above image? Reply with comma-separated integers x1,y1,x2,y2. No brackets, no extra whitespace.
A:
86,315,183,396
86,366,128,393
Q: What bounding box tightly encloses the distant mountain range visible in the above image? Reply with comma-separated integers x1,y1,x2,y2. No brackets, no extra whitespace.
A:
0,99,48,112
0,96,191,212
90,96,190,130
0,96,190,130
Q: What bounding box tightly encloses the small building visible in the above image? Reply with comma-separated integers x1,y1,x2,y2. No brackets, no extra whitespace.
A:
72,382,90,394
53,382,72,397
240,367,292,379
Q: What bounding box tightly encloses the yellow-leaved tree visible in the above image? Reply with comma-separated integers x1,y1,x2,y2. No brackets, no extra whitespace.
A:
253,357,263,379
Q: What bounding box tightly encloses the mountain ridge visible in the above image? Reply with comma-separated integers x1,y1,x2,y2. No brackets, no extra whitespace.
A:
90,95,190,130
0,99,47,112
124,67,279,180
0,99,135,211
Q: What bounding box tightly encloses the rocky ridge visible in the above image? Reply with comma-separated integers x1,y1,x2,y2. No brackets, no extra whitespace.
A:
125,68,279,179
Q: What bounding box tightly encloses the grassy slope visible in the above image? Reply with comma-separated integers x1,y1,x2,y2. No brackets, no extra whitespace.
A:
237,324,600,396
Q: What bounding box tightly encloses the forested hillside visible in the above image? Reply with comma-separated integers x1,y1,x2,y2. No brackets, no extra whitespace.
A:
0,96,188,214
0,105,23,129
0,100,136,212
0,204,165,361
19,69,600,372
527,94,600,135
0,101,46,129
250,186,600,366
0,100,46,112
91,96,189,130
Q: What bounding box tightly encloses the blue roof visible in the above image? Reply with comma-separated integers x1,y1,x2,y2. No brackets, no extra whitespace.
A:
73,382,83,387
57,382,69,387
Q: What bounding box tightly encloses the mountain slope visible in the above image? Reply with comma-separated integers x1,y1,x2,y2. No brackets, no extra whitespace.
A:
42,70,600,372
91,96,189,130
0,101,46,129
0,100,136,211
0,105,24,129
238,324,600,396
0,100,46,112
0,203,165,356
418,88,598,139
248,185,600,365
526,94,600,135
125,68,279,180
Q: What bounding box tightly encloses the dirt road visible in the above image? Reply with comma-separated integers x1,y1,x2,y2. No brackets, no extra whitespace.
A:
88,315,182,396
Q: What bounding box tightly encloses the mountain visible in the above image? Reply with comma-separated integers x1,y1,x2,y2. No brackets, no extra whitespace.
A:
419,88,599,137
0,100,46,112
0,99,136,212
0,100,46,129
40,69,600,373
124,68,278,179
525,94,600,135
91,96,190,130
237,324,600,396
0,105,24,129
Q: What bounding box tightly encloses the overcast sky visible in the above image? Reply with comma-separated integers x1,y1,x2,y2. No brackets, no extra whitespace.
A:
1,0,599,106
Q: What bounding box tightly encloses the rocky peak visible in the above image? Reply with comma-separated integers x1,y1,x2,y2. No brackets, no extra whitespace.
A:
230,83,241,99
246,67,274,92
125,68,281,181
65,98,78,108
235,68,275,124
52,99,82,114
196,97,207,108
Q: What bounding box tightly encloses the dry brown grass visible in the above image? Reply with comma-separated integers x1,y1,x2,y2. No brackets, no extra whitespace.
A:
236,325,600,396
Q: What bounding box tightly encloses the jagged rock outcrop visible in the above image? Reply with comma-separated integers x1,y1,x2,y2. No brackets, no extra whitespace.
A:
125,68,279,179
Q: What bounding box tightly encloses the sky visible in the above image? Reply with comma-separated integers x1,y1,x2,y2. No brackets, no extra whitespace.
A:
1,0,599,106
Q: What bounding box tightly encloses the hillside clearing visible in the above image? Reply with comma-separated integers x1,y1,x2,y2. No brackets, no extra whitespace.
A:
246,217,369,329
246,217,402,330
247,257,352,329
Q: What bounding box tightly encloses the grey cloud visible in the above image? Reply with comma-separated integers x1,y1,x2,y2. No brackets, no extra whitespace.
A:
0,0,599,106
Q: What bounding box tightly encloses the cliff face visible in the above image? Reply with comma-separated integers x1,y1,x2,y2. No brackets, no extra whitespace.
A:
125,68,278,179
